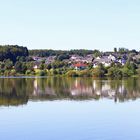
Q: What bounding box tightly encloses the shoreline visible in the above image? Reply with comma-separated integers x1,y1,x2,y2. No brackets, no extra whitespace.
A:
0,74,138,79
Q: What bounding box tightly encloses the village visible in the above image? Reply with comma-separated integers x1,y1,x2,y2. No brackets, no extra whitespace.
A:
32,51,140,71
0,45,139,77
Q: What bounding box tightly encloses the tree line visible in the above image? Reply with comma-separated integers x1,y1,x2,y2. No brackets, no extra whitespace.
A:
29,49,95,57
0,45,28,63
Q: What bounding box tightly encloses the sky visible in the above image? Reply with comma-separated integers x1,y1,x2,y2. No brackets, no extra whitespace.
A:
0,0,140,51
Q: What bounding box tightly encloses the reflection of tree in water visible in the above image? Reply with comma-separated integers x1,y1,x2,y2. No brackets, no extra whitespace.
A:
116,78,140,102
0,77,140,106
0,78,34,106
31,77,72,100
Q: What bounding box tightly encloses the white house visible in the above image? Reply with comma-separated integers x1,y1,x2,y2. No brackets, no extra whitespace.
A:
108,54,116,61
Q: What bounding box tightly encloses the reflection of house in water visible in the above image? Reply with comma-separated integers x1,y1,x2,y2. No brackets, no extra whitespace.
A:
118,84,126,95
1,78,140,106
32,79,56,97
92,80,134,102
70,79,93,97
92,80,115,97
70,79,131,101
30,78,140,102
70,79,118,99
33,79,38,95
92,80,120,99
101,83,116,98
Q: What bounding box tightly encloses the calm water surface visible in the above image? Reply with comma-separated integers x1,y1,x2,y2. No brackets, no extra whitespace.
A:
0,77,140,140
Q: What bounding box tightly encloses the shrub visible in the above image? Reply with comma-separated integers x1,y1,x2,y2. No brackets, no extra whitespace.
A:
25,70,32,75
39,70,46,76
121,67,133,77
137,68,140,76
79,70,92,77
10,69,16,76
92,67,105,77
4,70,11,76
66,70,79,77
107,67,122,78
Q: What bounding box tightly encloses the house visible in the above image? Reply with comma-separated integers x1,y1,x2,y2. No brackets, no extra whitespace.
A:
93,56,113,68
69,54,93,63
108,54,116,61
92,53,128,67
45,56,56,64
132,54,140,61
33,62,41,69
73,63,88,70
70,55,84,62
32,56,44,62
121,59,127,65
33,65,38,69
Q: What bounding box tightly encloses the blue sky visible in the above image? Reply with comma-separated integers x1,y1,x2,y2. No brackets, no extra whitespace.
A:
0,0,140,51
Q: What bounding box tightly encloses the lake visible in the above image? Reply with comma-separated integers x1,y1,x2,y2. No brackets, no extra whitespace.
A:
0,77,140,140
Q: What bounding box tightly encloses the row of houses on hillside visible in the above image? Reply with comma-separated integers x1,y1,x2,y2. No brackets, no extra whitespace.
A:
32,56,56,64
93,54,127,68
71,54,128,70
69,54,93,63
32,53,140,70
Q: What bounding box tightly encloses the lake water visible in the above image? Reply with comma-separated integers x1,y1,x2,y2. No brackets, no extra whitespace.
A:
0,77,140,140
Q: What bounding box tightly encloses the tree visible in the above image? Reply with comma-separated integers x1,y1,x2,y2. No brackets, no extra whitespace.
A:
4,59,13,70
39,70,46,76
21,63,27,74
107,67,122,77
39,63,45,70
17,56,26,62
93,50,101,58
15,61,22,73
14,61,27,73
66,70,78,77
92,64,106,77
56,54,70,61
118,48,129,54
46,63,52,70
121,67,133,77
0,62,5,70
114,48,117,53
0,45,28,63
26,62,34,71
29,49,94,57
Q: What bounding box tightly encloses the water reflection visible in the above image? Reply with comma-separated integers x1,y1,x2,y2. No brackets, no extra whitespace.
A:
0,77,140,106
